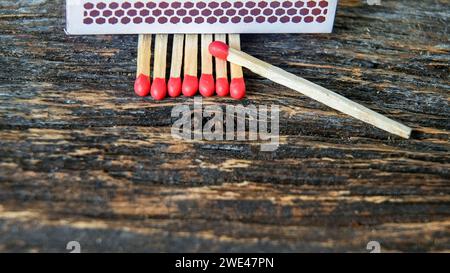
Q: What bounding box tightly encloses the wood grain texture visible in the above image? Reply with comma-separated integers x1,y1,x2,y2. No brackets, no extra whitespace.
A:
0,0,449,252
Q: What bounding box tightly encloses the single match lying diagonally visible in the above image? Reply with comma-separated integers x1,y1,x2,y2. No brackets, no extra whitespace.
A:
209,41,412,139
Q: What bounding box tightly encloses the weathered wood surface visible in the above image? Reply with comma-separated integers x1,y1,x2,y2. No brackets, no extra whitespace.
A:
0,0,449,252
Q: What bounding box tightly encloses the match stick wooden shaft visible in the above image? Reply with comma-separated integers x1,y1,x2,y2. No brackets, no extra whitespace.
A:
184,34,198,76
214,34,228,79
201,34,213,74
228,34,243,79
153,34,168,78
227,47,412,139
170,34,184,78
136,34,152,77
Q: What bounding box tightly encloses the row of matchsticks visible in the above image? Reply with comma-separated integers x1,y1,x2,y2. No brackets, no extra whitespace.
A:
134,34,245,100
132,34,412,139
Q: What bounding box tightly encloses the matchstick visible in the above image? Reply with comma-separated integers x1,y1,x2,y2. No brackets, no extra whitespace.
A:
168,34,184,97
228,34,246,99
209,41,412,139
134,34,152,97
150,34,168,100
214,34,229,97
182,34,198,97
199,34,215,97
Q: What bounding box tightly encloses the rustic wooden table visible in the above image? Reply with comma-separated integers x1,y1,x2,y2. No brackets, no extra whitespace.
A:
0,0,449,252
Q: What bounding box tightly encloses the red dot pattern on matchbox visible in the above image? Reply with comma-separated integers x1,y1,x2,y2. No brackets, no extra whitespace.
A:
83,1,330,25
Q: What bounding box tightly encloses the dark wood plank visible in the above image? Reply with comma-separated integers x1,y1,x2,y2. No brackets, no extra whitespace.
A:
0,0,448,252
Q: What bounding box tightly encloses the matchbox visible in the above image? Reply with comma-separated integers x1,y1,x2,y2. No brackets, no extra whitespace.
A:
66,0,338,34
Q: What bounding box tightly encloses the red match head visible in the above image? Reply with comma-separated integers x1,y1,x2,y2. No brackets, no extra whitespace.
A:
215,78,229,97
208,41,229,60
150,77,167,100
230,77,246,100
182,75,199,97
168,77,182,97
199,73,215,97
134,74,150,97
